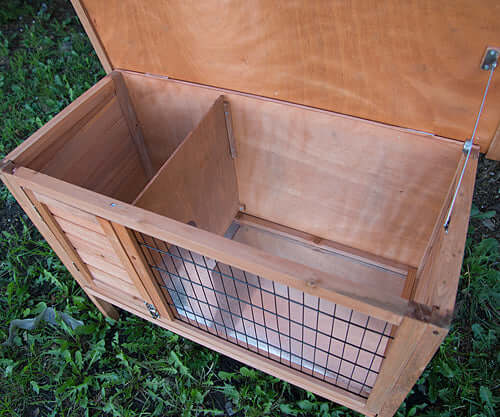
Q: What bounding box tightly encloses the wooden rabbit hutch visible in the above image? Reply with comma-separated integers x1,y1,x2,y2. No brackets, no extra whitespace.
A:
2,1,499,416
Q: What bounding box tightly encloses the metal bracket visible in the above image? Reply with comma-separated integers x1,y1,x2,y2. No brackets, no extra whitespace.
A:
481,47,499,71
462,138,473,154
223,100,237,159
144,302,160,319
0,160,16,174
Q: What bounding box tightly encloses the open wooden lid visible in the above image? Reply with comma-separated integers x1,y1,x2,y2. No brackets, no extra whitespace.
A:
74,0,500,153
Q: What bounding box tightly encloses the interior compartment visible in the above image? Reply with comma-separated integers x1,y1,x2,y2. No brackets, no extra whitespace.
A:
24,69,464,274
14,68,467,401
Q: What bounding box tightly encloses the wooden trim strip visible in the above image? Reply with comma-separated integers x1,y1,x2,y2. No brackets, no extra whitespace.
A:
375,324,447,417
83,286,373,416
111,223,175,321
0,173,118,319
110,71,154,178
24,189,95,287
235,213,409,275
98,219,173,320
485,122,500,160
69,0,113,73
6,166,425,326
366,318,427,413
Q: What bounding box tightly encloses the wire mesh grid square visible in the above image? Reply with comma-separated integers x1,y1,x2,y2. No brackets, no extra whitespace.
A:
135,231,393,398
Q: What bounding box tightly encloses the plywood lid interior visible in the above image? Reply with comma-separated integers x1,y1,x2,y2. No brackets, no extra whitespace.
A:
77,0,500,151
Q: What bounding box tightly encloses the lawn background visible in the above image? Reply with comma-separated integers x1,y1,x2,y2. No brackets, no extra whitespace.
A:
0,1,498,416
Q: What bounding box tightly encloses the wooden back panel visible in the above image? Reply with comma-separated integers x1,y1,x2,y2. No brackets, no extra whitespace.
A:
79,0,500,151
123,71,462,267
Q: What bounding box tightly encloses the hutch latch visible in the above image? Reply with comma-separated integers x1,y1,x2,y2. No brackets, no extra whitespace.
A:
144,302,160,319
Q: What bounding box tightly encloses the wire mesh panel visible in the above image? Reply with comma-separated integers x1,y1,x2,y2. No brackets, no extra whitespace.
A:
135,231,393,398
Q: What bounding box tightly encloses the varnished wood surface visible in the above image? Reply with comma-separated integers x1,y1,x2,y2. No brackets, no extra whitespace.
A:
123,71,462,267
79,0,500,151
134,96,239,237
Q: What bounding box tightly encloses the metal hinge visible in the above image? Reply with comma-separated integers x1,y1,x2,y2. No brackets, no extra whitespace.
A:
144,302,160,319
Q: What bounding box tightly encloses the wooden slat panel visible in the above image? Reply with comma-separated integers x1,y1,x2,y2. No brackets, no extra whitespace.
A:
79,0,500,149
92,275,140,298
0,178,118,320
124,72,462,267
67,233,124,268
77,249,130,282
34,191,104,234
134,95,239,237
87,264,134,286
55,216,108,244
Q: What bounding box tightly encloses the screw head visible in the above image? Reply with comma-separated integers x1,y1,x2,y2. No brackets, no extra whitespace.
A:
490,49,497,56
483,64,490,70
110,202,117,207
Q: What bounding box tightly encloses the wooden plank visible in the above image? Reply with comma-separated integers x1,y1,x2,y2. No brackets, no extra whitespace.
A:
76,249,131,282
8,166,448,327
123,71,462,267
376,325,447,417
83,286,374,416
232,223,406,298
366,318,427,413
80,0,500,150
54,216,109,246
0,174,118,319
24,190,96,288
235,213,409,275
69,0,112,73
4,76,114,167
96,218,154,302
414,149,478,318
110,223,174,320
87,264,134,287
66,232,124,269
110,71,154,178
34,191,104,233
134,95,240,237
485,123,500,160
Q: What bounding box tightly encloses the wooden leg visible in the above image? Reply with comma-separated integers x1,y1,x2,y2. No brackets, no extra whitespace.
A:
88,293,119,320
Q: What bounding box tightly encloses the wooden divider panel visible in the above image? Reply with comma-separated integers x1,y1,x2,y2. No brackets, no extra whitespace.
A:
134,95,239,236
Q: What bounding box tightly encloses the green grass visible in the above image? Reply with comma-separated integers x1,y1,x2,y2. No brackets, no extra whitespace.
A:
0,1,498,416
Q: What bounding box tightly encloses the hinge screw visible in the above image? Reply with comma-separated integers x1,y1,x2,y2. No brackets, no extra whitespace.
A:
490,50,497,56
483,64,490,70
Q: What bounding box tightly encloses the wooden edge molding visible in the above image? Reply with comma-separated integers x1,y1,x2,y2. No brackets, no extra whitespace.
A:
69,0,113,73
109,71,154,179
485,122,500,160
3,165,454,329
